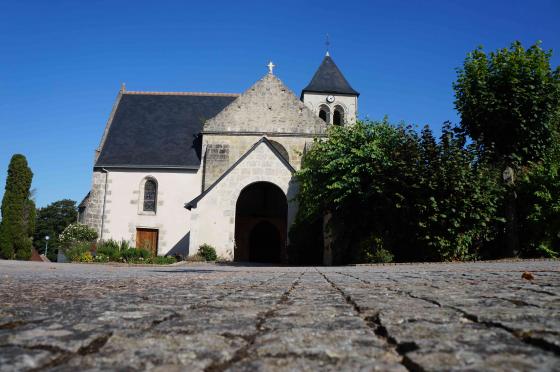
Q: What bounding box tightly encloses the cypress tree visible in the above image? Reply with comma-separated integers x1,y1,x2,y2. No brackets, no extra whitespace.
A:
0,154,35,260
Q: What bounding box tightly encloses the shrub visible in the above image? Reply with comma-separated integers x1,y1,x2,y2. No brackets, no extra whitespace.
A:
369,248,394,264
78,251,93,263
96,239,122,261
149,256,176,265
119,240,132,251
121,247,151,261
94,253,110,263
66,241,92,262
96,239,135,262
358,235,394,264
198,244,217,261
59,223,97,248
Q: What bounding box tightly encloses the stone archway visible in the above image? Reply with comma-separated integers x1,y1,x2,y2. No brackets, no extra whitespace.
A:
234,182,287,263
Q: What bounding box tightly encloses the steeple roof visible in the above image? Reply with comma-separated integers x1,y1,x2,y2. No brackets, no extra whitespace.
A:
302,55,359,96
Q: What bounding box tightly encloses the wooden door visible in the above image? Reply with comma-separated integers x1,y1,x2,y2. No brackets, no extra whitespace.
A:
136,228,158,256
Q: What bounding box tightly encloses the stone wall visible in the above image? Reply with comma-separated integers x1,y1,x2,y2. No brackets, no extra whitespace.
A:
190,141,298,260
302,92,358,126
202,134,311,189
83,171,108,238
203,142,230,190
204,73,327,135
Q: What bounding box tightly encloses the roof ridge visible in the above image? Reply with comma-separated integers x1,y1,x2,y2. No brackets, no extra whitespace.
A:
124,91,240,97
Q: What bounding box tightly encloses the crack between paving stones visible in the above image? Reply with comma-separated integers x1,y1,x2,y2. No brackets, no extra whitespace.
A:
402,293,560,355
184,272,291,312
338,271,560,357
26,332,113,371
448,306,560,355
214,272,291,302
7,298,183,369
0,317,51,330
318,269,419,372
150,311,181,327
512,286,557,296
25,273,289,370
479,295,541,308
204,271,305,372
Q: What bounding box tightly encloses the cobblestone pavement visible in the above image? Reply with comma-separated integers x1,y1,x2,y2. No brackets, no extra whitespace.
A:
0,260,559,371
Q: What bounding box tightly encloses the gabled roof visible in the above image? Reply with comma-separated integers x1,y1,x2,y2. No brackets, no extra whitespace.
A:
78,192,90,209
302,55,359,96
95,92,238,169
204,73,327,135
185,137,296,210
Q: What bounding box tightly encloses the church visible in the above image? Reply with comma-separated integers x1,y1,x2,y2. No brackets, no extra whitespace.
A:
79,53,359,263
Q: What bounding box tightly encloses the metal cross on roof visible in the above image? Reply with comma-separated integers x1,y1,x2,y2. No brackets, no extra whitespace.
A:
267,61,275,74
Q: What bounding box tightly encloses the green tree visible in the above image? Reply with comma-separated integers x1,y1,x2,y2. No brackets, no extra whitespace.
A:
293,120,500,263
517,126,560,257
33,199,77,261
0,154,35,260
415,123,504,260
453,41,560,255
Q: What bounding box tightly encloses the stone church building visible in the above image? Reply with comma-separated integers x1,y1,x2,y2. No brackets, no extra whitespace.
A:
79,54,359,263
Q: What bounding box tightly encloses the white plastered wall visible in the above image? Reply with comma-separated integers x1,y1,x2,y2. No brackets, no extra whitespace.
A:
100,169,200,256
189,141,298,259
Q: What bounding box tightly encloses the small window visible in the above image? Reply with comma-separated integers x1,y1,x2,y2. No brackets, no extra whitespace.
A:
143,179,157,212
333,107,344,126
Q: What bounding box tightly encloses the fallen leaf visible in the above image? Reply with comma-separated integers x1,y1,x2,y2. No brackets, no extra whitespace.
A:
521,271,534,281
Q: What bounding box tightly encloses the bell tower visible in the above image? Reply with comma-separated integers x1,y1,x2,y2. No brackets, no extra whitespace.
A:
301,53,359,125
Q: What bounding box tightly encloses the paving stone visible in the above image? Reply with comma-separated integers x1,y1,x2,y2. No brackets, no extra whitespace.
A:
0,346,60,372
0,260,558,371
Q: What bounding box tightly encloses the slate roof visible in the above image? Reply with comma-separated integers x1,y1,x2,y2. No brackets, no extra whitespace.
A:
78,192,90,209
302,55,359,96
95,92,238,169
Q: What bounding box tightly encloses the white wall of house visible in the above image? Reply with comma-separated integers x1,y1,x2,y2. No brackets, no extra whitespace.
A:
99,169,200,256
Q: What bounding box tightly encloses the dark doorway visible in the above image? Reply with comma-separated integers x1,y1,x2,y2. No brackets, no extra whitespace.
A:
249,221,282,262
235,182,287,263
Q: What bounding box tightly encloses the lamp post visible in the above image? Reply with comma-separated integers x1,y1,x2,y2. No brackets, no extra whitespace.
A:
45,236,50,257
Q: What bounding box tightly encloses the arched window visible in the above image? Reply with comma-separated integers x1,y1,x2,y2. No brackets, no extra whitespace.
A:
143,179,157,212
318,105,330,123
333,106,345,126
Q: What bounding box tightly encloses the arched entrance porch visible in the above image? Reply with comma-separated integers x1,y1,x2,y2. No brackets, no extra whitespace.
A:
234,182,287,263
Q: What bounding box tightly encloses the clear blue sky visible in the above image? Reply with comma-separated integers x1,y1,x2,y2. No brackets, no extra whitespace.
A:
1,0,559,208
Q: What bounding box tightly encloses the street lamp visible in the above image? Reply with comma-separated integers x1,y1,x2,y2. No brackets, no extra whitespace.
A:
45,236,50,257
